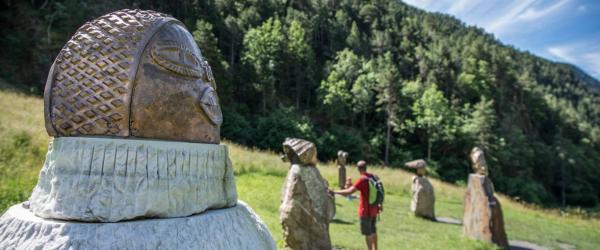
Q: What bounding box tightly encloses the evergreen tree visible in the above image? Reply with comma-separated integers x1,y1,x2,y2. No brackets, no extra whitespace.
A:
412,83,455,160
462,96,497,150
242,18,285,114
374,52,402,166
286,20,314,110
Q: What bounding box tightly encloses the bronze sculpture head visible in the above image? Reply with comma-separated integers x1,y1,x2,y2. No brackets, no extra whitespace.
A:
44,9,222,143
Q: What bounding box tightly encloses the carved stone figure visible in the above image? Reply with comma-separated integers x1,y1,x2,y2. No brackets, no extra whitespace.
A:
405,159,435,219
280,138,334,250
470,147,489,176
337,150,348,189
463,148,508,248
0,9,275,250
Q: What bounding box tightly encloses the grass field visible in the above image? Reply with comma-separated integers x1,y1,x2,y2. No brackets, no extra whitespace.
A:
1,85,600,249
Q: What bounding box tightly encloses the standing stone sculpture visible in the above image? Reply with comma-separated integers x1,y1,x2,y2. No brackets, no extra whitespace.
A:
337,150,348,189
0,9,275,249
406,159,435,219
463,147,509,248
280,138,335,250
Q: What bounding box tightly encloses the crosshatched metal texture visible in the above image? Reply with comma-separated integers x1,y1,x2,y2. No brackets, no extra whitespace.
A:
44,9,222,143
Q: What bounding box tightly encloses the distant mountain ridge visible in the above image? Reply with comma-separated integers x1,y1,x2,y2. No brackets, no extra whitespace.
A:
567,64,600,89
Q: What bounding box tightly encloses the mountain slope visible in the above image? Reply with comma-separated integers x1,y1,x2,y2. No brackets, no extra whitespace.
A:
1,0,600,207
1,88,599,249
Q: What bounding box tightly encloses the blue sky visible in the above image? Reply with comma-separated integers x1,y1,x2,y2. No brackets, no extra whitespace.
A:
403,0,600,80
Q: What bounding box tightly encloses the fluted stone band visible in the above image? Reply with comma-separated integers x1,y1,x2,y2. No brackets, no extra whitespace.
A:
29,137,237,222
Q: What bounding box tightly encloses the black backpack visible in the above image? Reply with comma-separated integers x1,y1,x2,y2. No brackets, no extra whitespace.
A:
367,174,385,206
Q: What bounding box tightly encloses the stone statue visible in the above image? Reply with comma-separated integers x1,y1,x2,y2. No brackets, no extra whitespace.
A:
0,9,275,250
463,147,508,248
280,138,335,250
470,147,489,176
405,159,435,219
337,150,348,189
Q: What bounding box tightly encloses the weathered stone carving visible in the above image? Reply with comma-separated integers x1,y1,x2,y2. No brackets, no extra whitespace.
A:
282,137,318,165
44,9,221,143
280,138,334,250
470,147,489,176
0,201,274,250
463,148,508,248
406,159,435,219
337,150,348,189
1,9,275,250
28,137,237,222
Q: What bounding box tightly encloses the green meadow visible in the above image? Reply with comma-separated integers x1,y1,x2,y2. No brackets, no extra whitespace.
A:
1,85,599,249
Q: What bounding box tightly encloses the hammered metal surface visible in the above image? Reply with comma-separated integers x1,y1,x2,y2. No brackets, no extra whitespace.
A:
44,9,222,143
129,22,221,143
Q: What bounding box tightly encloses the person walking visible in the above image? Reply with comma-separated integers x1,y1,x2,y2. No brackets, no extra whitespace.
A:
331,160,381,250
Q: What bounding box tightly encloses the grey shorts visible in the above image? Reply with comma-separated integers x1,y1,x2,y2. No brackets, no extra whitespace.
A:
360,216,377,235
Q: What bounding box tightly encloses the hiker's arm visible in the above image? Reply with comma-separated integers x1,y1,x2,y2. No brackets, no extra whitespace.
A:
333,186,357,196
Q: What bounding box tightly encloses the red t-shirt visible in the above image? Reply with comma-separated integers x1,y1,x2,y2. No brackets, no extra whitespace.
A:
353,173,380,218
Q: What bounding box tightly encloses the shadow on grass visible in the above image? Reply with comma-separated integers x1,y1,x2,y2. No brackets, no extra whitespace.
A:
434,217,462,226
331,218,354,225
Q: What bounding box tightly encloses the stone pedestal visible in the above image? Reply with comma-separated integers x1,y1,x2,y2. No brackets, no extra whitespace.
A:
463,174,508,248
0,201,275,249
29,137,237,222
281,164,335,250
0,137,276,250
411,176,435,219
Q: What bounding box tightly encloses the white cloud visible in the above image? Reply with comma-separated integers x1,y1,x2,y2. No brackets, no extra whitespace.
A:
582,53,600,78
448,0,479,15
577,5,587,12
518,0,569,20
547,44,600,79
402,0,437,10
484,0,571,35
486,0,536,33
548,46,579,63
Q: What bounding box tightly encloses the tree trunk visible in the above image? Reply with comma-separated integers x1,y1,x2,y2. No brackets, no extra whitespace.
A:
262,90,267,115
229,41,235,72
427,136,432,161
296,79,301,111
561,161,566,207
385,114,391,166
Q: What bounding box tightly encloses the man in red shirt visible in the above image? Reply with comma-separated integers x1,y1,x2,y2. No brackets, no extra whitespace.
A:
331,160,380,250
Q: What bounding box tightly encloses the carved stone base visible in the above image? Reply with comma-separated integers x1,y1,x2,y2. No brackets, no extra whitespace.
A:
29,137,237,222
463,174,508,248
0,201,275,250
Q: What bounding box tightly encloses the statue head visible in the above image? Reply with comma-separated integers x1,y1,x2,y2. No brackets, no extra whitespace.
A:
44,9,222,143
405,159,427,176
282,138,318,166
337,150,348,165
470,147,489,176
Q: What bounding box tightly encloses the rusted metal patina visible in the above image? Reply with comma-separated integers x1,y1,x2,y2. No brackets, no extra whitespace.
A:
44,9,221,143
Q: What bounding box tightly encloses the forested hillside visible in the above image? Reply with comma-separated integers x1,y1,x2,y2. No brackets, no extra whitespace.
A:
1,0,599,208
